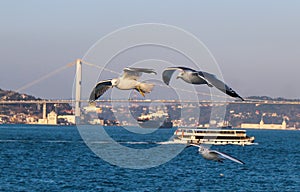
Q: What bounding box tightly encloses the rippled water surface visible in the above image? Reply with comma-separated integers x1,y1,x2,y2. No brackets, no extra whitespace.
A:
0,125,299,191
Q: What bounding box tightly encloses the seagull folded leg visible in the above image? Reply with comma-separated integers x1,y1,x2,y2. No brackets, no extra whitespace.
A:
136,86,145,97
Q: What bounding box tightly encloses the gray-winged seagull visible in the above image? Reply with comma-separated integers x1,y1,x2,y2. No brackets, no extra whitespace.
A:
162,67,244,101
189,144,245,164
89,67,156,102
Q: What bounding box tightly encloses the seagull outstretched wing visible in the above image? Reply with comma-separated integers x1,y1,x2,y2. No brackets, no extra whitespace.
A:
89,80,113,102
198,71,244,101
210,150,245,164
189,143,202,148
122,67,156,80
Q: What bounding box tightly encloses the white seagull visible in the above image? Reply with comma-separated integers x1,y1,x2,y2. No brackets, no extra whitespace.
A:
189,144,245,164
89,67,156,102
162,67,244,101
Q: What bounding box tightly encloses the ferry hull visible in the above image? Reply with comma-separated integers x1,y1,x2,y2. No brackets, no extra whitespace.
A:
173,137,255,146
173,128,256,146
138,120,173,128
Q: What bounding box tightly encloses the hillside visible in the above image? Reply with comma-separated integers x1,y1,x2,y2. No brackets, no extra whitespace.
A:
0,88,72,124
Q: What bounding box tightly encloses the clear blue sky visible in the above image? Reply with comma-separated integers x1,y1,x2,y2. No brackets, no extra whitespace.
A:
1,0,300,99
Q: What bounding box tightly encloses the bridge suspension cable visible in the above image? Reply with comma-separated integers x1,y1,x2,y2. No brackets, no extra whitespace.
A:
80,60,121,75
16,61,76,93
6,59,297,105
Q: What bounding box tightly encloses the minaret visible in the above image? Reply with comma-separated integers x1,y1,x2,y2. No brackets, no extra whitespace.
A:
281,118,287,129
259,116,264,128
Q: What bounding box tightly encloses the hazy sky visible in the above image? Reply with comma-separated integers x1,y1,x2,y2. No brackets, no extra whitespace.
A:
1,0,300,99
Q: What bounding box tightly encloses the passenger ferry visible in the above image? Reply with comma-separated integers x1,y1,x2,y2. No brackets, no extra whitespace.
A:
173,128,255,146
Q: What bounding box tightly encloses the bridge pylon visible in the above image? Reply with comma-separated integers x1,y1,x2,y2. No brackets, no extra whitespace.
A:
75,59,82,124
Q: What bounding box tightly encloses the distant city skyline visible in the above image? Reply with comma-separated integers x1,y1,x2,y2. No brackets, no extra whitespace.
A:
1,0,300,99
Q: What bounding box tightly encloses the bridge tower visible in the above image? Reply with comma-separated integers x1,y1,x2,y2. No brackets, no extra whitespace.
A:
75,59,82,124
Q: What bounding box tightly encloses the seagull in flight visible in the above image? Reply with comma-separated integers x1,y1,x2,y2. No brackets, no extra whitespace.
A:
162,67,244,101
89,67,156,103
189,144,245,164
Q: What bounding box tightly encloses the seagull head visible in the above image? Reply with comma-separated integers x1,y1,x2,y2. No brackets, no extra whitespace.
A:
111,78,119,87
198,145,210,154
198,146,205,152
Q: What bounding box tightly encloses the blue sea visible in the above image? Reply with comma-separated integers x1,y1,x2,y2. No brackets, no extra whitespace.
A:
0,125,299,192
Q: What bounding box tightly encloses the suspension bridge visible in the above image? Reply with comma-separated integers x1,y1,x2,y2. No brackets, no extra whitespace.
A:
1,59,300,124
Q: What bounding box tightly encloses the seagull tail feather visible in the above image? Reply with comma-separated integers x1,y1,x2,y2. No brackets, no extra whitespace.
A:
138,83,155,94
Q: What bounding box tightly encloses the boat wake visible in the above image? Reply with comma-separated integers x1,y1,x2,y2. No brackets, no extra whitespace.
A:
0,139,81,143
0,139,180,145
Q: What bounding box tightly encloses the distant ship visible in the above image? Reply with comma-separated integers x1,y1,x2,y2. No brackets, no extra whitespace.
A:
173,128,256,146
137,110,173,128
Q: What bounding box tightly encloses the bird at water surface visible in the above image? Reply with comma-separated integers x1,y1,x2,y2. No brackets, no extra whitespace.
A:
189,144,245,164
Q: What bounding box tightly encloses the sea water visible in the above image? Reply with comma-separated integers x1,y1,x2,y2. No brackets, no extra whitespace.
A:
0,125,299,191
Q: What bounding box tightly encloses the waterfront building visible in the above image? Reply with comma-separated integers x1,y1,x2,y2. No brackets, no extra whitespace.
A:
37,111,57,125
47,111,57,125
241,117,287,129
